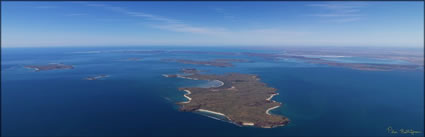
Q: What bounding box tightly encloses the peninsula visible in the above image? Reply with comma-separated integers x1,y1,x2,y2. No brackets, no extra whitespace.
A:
165,69,289,128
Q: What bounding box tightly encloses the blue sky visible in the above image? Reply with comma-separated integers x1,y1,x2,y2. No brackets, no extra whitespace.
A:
1,1,423,48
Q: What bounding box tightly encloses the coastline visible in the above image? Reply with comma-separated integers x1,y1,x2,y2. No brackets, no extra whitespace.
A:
266,93,279,101
266,105,280,115
26,67,40,71
211,80,224,88
182,90,192,103
265,93,281,115
178,75,199,80
162,73,224,88
242,122,255,126
173,73,237,125
197,109,227,117
196,109,247,127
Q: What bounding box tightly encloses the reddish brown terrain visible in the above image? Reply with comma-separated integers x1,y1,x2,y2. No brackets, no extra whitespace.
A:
165,69,289,128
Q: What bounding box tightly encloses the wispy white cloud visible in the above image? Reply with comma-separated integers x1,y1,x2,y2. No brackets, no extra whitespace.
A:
150,24,229,35
310,13,361,17
84,3,228,35
85,3,107,7
329,17,362,23
308,2,367,23
124,11,181,24
212,7,236,20
85,4,177,23
79,3,316,45
308,3,366,11
34,6,57,9
66,13,88,16
3,2,422,48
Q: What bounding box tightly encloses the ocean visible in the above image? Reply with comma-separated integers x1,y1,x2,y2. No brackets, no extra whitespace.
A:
1,46,423,136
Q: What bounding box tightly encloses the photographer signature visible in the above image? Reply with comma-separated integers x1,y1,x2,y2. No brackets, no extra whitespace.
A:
387,126,422,135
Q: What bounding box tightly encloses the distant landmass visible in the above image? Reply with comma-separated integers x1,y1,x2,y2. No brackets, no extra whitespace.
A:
161,58,251,67
24,63,74,72
242,52,422,71
69,47,423,71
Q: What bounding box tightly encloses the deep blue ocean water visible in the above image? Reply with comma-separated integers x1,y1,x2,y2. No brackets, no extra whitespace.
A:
1,46,423,136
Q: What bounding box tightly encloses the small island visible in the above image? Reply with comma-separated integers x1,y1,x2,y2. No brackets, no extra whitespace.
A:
25,63,74,72
84,74,109,80
165,69,289,128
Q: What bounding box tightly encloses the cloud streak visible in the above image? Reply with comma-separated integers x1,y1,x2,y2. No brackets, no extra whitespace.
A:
34,6,58,9
212,7,236,20
84,3,229,35
79,3,318,45
308,2,367,23
65,13,88,16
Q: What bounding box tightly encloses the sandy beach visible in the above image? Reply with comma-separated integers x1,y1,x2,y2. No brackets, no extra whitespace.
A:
178,75,199,80
178,74,224,88
242,122,255,126
196,109,246,127
182,90,192,103
266,105,280,115
212,80,224,87
265,92,280,115
24,67,40,71
266,93,279,101
197,109,227,117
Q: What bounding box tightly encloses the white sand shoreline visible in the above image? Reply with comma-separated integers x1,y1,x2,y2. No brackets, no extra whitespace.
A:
173,75,236,125
266,93,279,101
162,73,225,88
178,75,198,80
177,74,225,88
197,109,234,123
242,122,255,126
24,66,40,71
265,92,281,115
182,90,192,103
266,105,280,115
210,80,224,88
197,109,227,117
196,109,246,127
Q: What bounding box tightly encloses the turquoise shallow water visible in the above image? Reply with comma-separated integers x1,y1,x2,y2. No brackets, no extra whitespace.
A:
1,47,423,136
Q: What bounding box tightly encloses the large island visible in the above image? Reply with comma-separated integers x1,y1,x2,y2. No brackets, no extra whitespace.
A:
164,69,289,128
